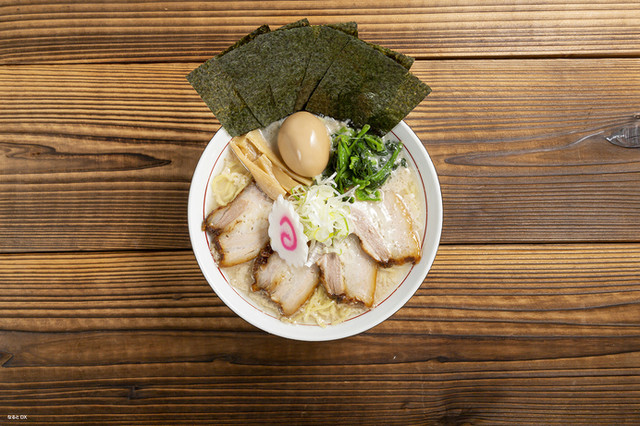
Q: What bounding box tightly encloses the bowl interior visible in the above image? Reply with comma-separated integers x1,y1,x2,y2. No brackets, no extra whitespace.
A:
188,121,442,341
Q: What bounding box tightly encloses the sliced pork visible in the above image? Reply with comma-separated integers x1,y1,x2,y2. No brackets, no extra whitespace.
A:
316,252,345,297
203,182,272,267
252,246,320,316
317,235,377,307
350,190,422,267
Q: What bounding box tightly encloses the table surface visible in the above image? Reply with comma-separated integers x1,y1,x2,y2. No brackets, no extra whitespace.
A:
2,1,640,424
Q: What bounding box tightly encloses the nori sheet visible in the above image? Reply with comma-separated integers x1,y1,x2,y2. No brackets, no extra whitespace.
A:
305,37,410,132
186,60,261,136
367,72,431,135
326,21,413,70
366,41,414,70
326,21,358,37
259,26,316,119
215,31,281,127
216,24,271,58
277,18,310,30
294,25,353,111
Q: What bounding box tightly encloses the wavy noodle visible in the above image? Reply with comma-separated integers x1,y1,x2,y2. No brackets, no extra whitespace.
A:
288,285,366,327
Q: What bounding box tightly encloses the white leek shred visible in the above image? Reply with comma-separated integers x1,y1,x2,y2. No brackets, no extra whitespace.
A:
289,174,353,246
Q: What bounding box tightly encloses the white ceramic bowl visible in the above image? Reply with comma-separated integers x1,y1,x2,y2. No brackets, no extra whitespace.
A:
188,121,442,341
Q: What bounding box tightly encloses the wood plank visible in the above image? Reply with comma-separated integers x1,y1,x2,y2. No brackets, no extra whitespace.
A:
1,1,640,64
1,59,639,251
0,354,639,424
416,58,640,243
1,245,640,423
0,63,212,252
2,245,640,337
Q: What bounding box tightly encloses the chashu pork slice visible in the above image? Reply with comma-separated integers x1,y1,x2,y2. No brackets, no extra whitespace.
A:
252,246,320,316
317,234,377,307
203,182,272,267
350,189,421,267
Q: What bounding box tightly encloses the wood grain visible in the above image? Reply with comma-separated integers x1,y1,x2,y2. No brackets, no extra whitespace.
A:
2,60,639,251
2,245,640,336
0,63,210,252
1,245,640,423
3,2,640,424
1,1,640,64
417,59,640,243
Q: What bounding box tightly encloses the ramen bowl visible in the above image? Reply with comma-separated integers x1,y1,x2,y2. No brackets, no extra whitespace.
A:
188,120,442,341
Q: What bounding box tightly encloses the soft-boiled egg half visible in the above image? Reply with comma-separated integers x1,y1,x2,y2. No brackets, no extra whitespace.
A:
277,112,330,177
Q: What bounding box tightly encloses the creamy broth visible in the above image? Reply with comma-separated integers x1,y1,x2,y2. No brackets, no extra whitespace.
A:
207,117,426,325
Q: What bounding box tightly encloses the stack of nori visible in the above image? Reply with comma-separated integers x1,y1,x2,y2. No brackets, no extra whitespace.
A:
187,19,430,137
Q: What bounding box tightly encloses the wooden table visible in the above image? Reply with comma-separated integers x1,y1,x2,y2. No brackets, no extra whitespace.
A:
2,1,640,424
